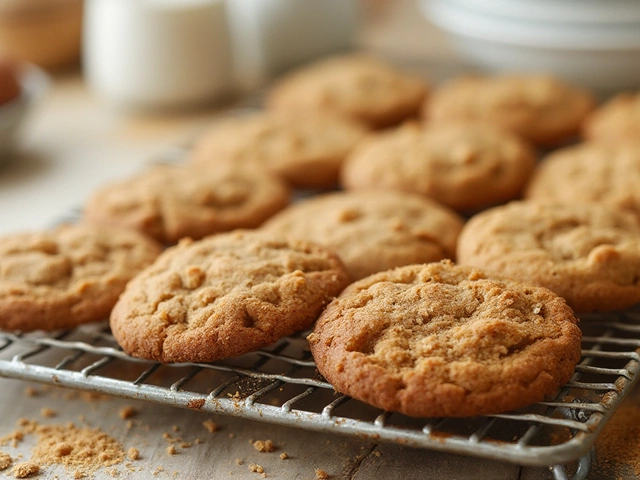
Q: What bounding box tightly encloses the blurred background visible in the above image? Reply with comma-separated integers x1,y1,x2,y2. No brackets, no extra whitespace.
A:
1,0,639,230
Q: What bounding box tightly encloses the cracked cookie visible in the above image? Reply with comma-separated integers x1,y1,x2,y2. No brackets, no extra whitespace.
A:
457,202,640,312
262,190,464,280
266,54,429,129
110,230,350,363
84,163,290,244
309,260,581,417
341,122,536,212
424,74,595,146
0,224,162,331
525,143,640,219
189,112,367,189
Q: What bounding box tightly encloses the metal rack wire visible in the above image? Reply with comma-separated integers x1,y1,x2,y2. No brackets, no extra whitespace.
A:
0,310,639,480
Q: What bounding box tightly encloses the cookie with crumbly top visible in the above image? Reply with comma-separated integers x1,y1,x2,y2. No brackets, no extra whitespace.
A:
341,122,536,212
262,190,463,280
457,202,640,312
84,163,290,244
110,230,349,363
189,112,367,189
583,91,640,143
0,224,162,331
424,74,595,146
266,54,428,129
525,143,640,219
309,260,581,417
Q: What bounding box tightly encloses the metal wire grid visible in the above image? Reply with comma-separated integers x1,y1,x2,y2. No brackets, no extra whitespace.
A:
0,311,638,477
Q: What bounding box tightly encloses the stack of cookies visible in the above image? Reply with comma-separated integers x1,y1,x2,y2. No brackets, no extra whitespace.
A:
3,52,640,419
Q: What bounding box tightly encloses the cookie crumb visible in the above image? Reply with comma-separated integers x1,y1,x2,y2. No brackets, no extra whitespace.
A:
373,451,381,457
202,419,217,433
315,469,330,479
153,466,164,476
228,433,235,439
179,442,191,449
235,459,244,465
279,453,289,460
248,464,264,474
24,387,39,397
119,407,137,420
12,462,39,478
0,452,12,470
253,440,275,453
194,438,203,445
40,408,56,418
171,425,179,432
127,448,139,461
74,470,85,479
166,445,176,456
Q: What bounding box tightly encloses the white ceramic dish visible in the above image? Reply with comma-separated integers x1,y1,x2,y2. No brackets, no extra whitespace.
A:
421,0,640,93
0,64,49,165
442,0,640,24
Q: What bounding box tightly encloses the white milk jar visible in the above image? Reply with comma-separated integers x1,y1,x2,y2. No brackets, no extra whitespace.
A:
227,0,359,92
83,0,234,110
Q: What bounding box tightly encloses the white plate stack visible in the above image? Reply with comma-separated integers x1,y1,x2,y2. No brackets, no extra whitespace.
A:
420,0,640,94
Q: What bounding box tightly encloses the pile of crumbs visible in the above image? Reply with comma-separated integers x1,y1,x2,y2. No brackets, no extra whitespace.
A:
0,418,129,478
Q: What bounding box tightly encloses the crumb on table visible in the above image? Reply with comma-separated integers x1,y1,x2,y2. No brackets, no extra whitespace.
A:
253,440,275,453
202,419,218,433
12,462,40,478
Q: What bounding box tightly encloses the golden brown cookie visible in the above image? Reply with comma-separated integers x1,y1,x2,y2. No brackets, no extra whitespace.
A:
262,190,463,280
525,143,640,219
110,230,350,363
0,224,162,331
84,163,290,244
309,260,581,418
583,92,640,143
189,112,367,189
341,122,536,212
457,202,640,312
266,54,429,129
424,74,595,146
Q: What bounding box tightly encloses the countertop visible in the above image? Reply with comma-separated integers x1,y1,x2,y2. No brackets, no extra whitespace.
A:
0,1,636,478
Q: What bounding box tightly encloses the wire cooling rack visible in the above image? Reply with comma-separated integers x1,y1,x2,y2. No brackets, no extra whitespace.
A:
0,310,639,480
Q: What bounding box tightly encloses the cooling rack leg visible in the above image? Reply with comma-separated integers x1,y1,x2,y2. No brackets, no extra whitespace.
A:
551,446,594,480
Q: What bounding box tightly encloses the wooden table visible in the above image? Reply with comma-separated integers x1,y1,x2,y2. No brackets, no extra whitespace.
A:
0,1,634,478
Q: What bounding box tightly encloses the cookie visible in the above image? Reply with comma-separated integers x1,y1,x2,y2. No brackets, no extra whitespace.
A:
525,143,640,219
309,260,581,418
457,201,640,312
262,190,463,280
0,224,162,331
341,122,536,212
424,74,595,146
84,163,290,244
110,230,350,363
583,92,640,143
266,54,428,129
189,112,367,189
